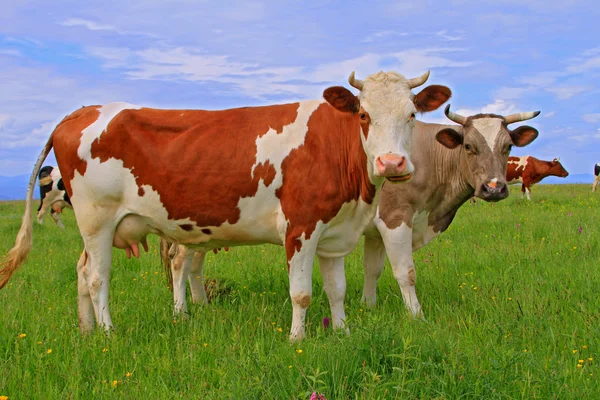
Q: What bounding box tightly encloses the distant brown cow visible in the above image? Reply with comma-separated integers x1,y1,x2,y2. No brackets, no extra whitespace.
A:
506,156,569,200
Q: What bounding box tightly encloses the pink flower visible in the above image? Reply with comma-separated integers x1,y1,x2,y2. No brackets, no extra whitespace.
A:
578,226,583,234
310,392,327,400
323,317,330,329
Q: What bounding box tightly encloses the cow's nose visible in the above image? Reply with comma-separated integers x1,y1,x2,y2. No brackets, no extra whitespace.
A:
480,181,508,201
375,154,406,177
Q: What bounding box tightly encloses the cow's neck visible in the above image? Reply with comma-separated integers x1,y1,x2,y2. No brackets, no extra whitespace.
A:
335,115,378,206
420,133,473,233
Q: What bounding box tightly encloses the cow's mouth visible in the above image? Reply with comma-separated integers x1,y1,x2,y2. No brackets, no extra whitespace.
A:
386,173,412,183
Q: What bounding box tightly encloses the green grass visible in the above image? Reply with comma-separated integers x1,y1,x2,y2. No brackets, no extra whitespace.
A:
1,184,599,399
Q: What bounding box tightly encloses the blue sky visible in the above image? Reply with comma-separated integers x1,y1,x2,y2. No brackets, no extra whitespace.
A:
0,0,599,177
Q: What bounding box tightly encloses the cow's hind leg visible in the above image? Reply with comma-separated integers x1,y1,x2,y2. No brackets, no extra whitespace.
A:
81,227,115,331
318,255,347,331
188,251,208,305
593,176,600,192
77,248,95,333
51,210,65,230
172,245,194,315
361,236,386,308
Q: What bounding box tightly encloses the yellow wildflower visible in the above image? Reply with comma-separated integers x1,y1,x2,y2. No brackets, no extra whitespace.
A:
19,333,26,338
288,365,292,369
277,328,283,333
0,396,8,400
576,364,583,368
296,349,303,354
203,343,208,347
573,350,578,354
102,348,108,353
47,349,52,354
112,380,118,387
589,358,594,361
579,359,585,363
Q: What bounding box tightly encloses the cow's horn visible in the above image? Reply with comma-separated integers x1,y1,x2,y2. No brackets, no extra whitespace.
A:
444,104,467,125
504,111,541,124
348,71,364,91
407,70,430,89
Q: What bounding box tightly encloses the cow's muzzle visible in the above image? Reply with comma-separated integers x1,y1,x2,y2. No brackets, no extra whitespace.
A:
376,154,411,182
478,181,508,202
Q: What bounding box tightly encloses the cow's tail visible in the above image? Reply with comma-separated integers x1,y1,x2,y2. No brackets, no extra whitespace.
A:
0,135,54,289
160,238,175,291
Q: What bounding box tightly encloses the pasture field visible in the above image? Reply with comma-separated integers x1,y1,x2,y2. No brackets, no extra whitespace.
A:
1,184,600,399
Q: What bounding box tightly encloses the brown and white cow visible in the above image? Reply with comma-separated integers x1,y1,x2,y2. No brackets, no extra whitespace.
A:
506,155,569,200
592,163,600,192
361,105,539,315
0,70,451,340
37,165,72,230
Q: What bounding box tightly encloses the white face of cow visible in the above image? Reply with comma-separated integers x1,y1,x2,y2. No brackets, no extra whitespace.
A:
358,72,419,182
324,71,452,184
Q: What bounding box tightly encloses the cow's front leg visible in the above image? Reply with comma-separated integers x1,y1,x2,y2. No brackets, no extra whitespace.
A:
378,222,422,317
361,236,386,308
172,245,194,315
36,202,50,225
318,255,347,332
286,229,321,342
593,176,600,192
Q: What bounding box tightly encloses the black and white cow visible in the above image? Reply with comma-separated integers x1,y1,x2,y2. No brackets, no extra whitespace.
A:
37,166,71,229
593,163,600,193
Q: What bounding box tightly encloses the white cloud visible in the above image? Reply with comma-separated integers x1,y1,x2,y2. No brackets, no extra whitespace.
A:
453,99,518,117
60,18,158,38
545,85,591,100
543,111,556,118
435,30,463,41
495,86,534,100
86,46,473,99
361,30,409,43
61,18,118,32
583,113,600,123
0,49,21,57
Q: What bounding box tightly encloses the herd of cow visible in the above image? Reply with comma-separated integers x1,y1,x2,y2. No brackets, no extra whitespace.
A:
0,70,590,341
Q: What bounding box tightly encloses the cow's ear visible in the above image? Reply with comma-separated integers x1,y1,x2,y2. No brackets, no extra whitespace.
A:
323,86,360,114
510,126,538,147
414,85,452,112
436,128,463,149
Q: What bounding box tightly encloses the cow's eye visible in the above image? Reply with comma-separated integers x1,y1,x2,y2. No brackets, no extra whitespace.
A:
465,144,472,151
409,113,416,121
359,113,368,121
506,144,513,153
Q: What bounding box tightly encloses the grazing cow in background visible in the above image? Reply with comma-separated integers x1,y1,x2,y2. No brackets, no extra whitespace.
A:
37,166,72,229
506,156,569,200
592,163,600,192
0,70,451,341
361,105,539,316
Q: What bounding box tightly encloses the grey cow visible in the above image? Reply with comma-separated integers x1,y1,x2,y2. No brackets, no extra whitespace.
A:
361,105,540,315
